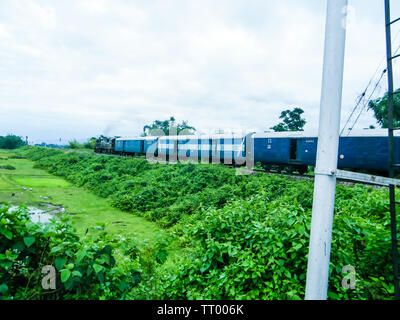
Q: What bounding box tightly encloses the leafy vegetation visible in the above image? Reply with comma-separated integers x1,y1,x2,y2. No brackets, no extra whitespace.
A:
0,135,26,150
160,185,394,300
67,138,97,150
142,116,196,136
368,88,400,128
8,146,399,300
0,203,169,300
270,107,306,132
0,165,16,170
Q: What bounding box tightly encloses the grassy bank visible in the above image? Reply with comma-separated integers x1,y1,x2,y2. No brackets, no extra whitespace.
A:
0,149,185,276
0,149,165,241
2,146,399,299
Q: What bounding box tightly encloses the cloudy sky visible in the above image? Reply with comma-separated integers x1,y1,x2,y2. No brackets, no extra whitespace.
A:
1,0,400,144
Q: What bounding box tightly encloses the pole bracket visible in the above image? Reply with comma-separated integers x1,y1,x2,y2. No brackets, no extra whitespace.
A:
314,169,336,177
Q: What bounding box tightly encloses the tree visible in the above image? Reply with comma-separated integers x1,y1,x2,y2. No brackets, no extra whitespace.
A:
270,107,306,132
0,135,26,149
142,116,196,136
68,140,81,149
83,137,97,149
368,88,400,128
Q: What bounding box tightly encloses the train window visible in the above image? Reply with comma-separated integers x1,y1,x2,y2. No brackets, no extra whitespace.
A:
268,139,272,143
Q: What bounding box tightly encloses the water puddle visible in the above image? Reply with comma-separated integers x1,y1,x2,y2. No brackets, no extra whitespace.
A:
27,207,54,223
7,203,66,224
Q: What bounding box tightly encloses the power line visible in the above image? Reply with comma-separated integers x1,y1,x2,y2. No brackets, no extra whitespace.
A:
340,38,400,135
346,68,387,135
340,88,368,135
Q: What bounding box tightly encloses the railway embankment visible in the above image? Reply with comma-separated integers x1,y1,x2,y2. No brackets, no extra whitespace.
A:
1,146,396,299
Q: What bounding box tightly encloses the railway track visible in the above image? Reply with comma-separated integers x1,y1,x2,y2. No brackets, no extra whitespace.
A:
252,169,388,188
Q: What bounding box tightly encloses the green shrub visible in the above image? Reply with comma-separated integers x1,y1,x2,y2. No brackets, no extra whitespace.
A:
0,135,26,149
0,165,16,170
0,203,144,300
161,187,394,300
15,147,398,300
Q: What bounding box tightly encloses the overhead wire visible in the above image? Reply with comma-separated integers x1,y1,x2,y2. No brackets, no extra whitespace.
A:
340,27,400,135
346,68,387,135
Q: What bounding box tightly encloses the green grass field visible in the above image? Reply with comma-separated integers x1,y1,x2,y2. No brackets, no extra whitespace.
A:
0,149,167,244
0,149,186,276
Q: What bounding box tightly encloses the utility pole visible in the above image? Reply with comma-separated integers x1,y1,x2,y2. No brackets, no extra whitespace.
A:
305,0,348,300
384,0,400,300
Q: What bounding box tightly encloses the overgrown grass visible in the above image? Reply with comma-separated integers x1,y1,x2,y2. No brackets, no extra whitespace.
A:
0,149,164,241
9,146,400,300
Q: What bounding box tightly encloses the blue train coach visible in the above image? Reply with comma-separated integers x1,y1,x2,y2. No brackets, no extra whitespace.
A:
254,129,400,174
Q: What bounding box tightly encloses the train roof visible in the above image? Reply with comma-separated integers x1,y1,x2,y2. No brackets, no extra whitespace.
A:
159,134,247,140
116,129,399,141
255,128,400,138
115,136,158,141
116,133,249,141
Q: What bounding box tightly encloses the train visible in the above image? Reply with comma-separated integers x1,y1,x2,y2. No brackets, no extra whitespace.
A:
94,129,400,175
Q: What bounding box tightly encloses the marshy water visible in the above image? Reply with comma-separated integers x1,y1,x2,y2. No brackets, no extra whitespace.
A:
8,203,65,224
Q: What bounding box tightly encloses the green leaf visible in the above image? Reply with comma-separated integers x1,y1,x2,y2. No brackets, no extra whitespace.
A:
64,277,74,291
93,263,102,274
0,283,8,295
23,236,35,247
75,250,86,264
131,271,141,285
2,229,12,240
61,269,71,283
200,262,211,273
101,253,110,265
50,246,63,253
72,270,82,278
66,263,74,270
118,280,129,291
155,250,168,264
55,257,66,271
293,243,302,251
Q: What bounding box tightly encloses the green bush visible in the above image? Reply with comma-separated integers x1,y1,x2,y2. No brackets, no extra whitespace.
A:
160,186,394,300
0,203,147,300
0,135,26,150
15,147,399,300
0,165,16,170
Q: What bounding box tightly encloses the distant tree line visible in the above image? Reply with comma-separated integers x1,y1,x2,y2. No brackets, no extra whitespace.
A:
0,135,26,149
142,116,196,136
35,142,67,149
67,138,97,150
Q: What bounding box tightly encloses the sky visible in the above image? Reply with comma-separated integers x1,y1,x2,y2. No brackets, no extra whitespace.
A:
1,0,400,144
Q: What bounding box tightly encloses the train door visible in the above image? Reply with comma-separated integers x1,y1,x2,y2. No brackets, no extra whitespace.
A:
289,139,302,162
140,140,144,154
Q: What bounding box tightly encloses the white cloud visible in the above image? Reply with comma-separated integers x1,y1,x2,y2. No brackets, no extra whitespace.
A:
1,0,400,143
